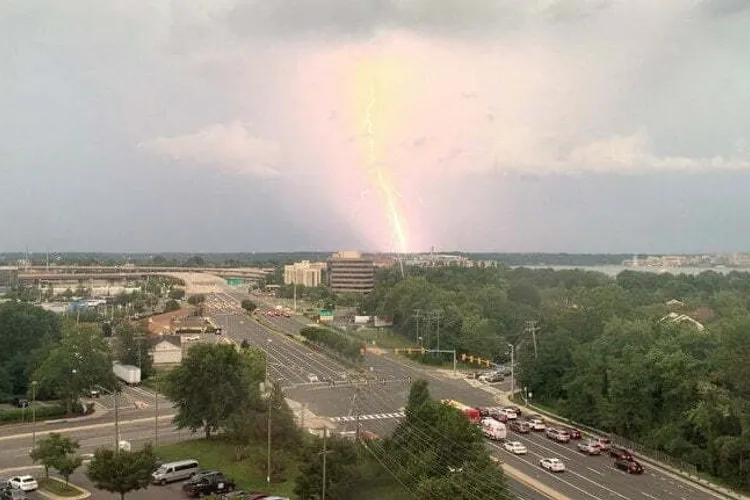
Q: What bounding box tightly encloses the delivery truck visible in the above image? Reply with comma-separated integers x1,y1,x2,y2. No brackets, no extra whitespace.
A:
480,417,507,441
113,362,141,385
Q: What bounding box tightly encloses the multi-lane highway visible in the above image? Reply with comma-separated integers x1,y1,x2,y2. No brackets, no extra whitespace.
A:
0,290,730,500
210,289,730,500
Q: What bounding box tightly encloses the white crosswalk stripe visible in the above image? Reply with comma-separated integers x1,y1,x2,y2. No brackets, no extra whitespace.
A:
330,411,406,423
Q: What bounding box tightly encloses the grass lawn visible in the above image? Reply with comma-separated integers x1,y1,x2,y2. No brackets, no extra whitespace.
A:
38,477,84,497
155,438,297,497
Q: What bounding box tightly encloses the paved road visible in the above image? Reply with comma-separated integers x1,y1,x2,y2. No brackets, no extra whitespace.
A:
209,290,730,500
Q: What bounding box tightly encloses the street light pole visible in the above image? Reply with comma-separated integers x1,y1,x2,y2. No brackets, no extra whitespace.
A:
31,381,38,450
508,343,515,400
154,375,160,446
114,389,120,451
266,338,272,486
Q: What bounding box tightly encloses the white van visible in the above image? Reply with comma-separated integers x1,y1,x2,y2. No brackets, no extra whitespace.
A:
151,459,200,485
481,417,507,441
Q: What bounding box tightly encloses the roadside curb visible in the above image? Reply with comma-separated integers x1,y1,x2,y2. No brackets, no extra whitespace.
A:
517,400,748,500
499,460,568,500
36,477,90,500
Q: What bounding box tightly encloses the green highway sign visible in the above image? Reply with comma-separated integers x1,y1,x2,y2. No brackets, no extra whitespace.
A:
320,309,333,316
226,278,244,286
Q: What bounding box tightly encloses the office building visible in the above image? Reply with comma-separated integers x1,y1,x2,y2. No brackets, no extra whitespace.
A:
283,261,326,287
0,266,19,293
327,251,375,293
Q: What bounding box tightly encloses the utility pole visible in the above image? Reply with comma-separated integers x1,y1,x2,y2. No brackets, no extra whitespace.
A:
114,389,120,451
154,375,160,446
265,338,272,486
432,311,442,352
413,309,421,344
507,343,515,399
293,281,297,313
31,381,38,450
322,428,328,500
525,321,540,358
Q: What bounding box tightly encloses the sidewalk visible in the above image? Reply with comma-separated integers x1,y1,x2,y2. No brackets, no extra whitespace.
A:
0,407,109,438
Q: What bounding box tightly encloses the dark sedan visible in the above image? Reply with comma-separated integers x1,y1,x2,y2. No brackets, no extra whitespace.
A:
615,459,644,474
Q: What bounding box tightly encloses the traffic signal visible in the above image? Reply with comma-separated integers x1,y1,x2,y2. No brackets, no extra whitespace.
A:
461,353,467,361
469,356,475,363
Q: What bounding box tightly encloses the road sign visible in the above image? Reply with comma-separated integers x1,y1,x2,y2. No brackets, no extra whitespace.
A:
226,278,244,286
320,309,333,316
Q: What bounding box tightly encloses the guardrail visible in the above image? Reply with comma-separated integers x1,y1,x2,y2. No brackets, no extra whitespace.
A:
520,400,749,500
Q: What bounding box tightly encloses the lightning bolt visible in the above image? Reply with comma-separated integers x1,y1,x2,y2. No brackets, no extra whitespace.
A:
364,82,409,253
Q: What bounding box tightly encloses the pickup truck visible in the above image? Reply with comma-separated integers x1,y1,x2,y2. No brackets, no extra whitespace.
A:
182,472,236,497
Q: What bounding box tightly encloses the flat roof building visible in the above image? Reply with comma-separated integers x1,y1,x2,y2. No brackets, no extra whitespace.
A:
284,261,326,287
328,251,374,294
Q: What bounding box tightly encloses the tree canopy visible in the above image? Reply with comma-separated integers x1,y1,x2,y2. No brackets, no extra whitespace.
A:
86,444,158,500
163,343,264,437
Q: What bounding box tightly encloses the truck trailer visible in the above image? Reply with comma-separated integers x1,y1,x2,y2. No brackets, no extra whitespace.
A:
442,399,481,424
113,363,141,385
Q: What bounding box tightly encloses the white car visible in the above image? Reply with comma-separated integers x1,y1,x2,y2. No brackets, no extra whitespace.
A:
500,408,518,420
540,458,565,472
503,441,528,455
527,417,546,431
9,475,38,491
307,374,319,383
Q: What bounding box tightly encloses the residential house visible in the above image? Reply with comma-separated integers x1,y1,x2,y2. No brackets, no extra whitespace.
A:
150,335,183,365
660,312,705,332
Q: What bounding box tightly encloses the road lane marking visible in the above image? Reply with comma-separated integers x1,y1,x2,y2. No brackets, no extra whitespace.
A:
587,467,603,476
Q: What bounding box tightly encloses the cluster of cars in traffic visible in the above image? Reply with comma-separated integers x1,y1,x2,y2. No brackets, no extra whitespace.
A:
476,406,645,475
151,459,289,499
0,476,38,500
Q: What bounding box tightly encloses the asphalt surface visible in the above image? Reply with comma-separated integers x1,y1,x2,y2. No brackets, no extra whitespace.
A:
0,291,730,500
211,290,730,500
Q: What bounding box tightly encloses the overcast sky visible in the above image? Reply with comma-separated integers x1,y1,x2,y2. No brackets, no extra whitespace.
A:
3,0,750,254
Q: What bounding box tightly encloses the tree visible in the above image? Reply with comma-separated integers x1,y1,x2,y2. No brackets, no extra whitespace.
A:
86,444,158,500
164,343,262,437
294,434,361,500
187,294,205,305
406,379,431,413
52,454,83,485
29,433,79,478
32,323,117,413
113,322,152,378
507,280,542,309
0,301,61,396
164,299,180,312
241,299,257,313
240,339,250,350
265,381,301,451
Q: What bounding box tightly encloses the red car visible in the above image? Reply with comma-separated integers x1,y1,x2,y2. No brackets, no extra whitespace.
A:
565,428,582,440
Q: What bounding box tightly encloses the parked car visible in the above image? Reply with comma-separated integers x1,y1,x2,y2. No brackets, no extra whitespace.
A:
0,489,27,500
11,398,28,409
615,459,644,474
509,420,531,433
7,477,36,492
577,440,602,455
546,428,571,443
565,427,582,440
609,446,633,461
182,472,235,497
526,417,546,431
152,459,200,484
307,374,319,383
503,441,528,455
539,458,565,472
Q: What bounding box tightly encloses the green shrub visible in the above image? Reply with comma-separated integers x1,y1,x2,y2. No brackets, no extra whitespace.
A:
299,327,363,362
0,405,72,424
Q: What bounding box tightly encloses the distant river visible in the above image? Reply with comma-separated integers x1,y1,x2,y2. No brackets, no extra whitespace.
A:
514,265,738,277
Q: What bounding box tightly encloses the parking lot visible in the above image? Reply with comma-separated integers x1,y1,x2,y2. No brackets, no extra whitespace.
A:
5,469,187,500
